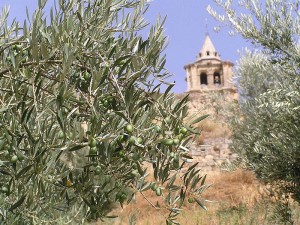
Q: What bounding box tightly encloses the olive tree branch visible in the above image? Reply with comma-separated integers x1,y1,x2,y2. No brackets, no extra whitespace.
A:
140,191,160,209
0,59,91,77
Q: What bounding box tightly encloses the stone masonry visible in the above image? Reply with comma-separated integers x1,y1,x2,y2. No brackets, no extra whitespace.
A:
183,34,238,171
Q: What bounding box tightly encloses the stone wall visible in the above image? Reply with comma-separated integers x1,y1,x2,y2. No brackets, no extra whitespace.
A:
185,138,237,172
177,91,238,172
188,138,238,172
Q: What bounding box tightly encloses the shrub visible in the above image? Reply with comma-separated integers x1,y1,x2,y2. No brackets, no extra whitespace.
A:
209,0,300,218
0,0,207,224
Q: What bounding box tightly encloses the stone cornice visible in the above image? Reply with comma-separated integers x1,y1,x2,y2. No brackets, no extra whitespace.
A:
222,60,234,66
184,59,233,70
186,87,237,94
195,58,222,63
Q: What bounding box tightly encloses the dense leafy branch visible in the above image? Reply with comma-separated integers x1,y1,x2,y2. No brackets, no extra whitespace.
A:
0,0,208,224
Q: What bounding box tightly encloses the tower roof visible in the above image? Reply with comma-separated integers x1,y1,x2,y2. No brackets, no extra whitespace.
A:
197,34,220,61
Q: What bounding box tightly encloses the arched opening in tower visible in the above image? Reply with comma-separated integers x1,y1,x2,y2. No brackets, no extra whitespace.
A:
214,72,221,85
200,73,208,85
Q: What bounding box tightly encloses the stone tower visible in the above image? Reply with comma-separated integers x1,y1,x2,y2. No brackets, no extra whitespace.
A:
183,34,238,171
184,34,237,114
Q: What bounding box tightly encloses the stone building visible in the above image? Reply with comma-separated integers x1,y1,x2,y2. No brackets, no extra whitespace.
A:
183,34,238,171
184,33,238,113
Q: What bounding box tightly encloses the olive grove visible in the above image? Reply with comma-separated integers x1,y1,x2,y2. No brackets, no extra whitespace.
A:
0,0,208,224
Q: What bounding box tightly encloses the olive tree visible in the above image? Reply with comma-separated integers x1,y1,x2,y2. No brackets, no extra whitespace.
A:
208,0,300,208
0,0,208,224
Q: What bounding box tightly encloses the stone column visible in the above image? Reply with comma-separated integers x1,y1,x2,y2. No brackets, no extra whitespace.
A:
185,68,191,92
223,63,233,88
207,72,214,89
191,66,199,91
223,64,229,87
219,70,224,87
227,64,233,88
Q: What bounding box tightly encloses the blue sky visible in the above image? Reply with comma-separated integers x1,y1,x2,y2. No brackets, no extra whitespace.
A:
0,0,249,93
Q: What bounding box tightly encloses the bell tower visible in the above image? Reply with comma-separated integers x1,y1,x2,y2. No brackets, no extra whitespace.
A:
184,34,235,93
182,34,238,171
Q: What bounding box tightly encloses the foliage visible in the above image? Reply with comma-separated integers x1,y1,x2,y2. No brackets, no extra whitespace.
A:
209,0,300,216
0,0,208,224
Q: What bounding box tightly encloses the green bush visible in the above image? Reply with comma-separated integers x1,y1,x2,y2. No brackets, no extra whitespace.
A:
209,0,300,215
0,0,207,224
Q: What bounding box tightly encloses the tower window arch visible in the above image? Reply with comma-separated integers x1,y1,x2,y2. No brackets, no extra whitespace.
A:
206,51,210,56
214,72,221,84
200,73,208,85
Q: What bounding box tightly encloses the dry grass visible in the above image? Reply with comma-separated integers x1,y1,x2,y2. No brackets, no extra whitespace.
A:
202,169,263,207
198,119,220,133
98,169,286,225
195,119,231,145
